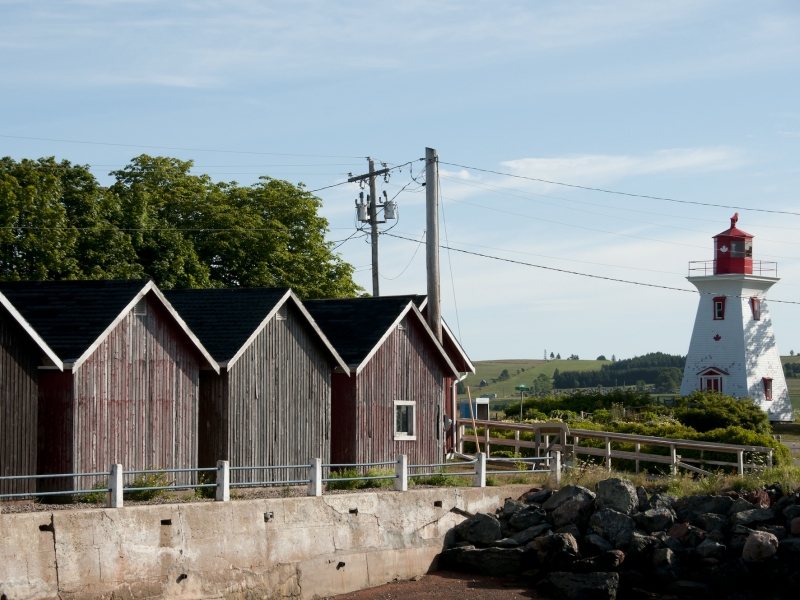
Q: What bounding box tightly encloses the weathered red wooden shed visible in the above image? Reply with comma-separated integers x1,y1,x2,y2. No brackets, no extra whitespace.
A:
0,280,218,491
0,294,62,496
163,287,348,481
304,297,459,467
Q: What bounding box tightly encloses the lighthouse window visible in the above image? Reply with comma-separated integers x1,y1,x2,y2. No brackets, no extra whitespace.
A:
751,297,761,321
713,297,726,320
745,241,752,258
730,241,745,258
763,378,773,401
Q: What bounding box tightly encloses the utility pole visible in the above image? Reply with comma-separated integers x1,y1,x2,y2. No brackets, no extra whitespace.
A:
426,147,442,343
349,158,391,297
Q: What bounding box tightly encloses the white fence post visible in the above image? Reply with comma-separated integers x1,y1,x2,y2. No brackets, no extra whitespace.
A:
473,452,486,488
108,463,123,508
394,454,408,491
216,460,230,502
550,451,561,487
737,449,745,477
308,458,322,496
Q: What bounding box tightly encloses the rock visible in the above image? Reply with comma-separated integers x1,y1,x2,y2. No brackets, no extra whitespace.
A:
728,498,755,515
555,524,583,539
525,488,553,504
784,504,800,520
703,558,749,595
571,550,625,573
636,486,649,510
652,547,679,568
548,571,619,600
706,530,727,544
456,513,502,545
741,531,778,563
746,488,771,508
596,478,638,515
730,508,776,527
581,534,614,557
489,537,521,548
695,538,726,559
633,508,676,533
440,546,526,575
728,525,755,553
792,517,800,536
666,581,712,598
625,532,661,565
536,532,581,569
771,494,795,513
552,494,597,529
510,523,551,545
543,485,596,511
674,495,734,521
755,524,787,540
647,493,677,511
509,507,547,530
501,498,526,518
695,512,728,534
589,509,635,548
667,522,690,539
667,523,705,548
778,537,800,554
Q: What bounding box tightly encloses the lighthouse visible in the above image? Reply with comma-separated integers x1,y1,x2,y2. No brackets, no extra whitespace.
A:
679,214,792,421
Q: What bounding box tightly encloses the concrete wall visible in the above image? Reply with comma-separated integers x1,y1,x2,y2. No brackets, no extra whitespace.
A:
0,484,529,600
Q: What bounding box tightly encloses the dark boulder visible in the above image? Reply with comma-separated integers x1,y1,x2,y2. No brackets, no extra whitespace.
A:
456,513,502,545
552,494,597,529
695,538,726,560
543,485,596,511
501,498,526,518
555,524,583,539
633,508,675,533
510,523,551,545
755,524,787,540
778,537,800,554
635,486,649,511
646,493,677,512
783,504,800,521
581,534,614,558
510,507,547,530
596,478,638,515
730,508,776,527
536,532,581,569
440,545,526,575
728,498,754,515
590,509,635,548
525,488,553,504
665,580,712,599
571,550,625,573
694,512,728,534
548,571,619,600
674,495,733,521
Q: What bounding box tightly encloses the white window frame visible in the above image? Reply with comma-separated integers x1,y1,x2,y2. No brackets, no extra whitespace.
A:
394,400,417,441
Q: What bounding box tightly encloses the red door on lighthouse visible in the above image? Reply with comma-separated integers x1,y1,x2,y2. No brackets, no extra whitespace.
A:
698,367,727,393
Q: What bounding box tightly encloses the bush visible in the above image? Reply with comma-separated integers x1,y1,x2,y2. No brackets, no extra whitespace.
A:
125,471,173,501
409,469,469,487
673,391,771,435
76,481,108,504
194,471,216,499
326,468,395,491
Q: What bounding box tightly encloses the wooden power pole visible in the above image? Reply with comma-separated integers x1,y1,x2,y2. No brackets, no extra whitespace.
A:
426,147,442,343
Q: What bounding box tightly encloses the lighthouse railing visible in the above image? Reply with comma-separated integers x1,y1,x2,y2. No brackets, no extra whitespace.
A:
688,260,777,277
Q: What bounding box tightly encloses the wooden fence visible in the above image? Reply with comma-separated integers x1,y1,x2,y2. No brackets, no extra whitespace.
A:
455,419,774,476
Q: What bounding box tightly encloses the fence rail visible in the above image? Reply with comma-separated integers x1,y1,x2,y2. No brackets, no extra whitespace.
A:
456,418,773,477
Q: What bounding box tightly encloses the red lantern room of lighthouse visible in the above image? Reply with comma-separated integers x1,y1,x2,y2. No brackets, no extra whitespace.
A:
713,213,753,275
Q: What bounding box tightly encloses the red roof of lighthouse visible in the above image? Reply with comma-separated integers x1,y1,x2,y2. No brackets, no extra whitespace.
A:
713,213,752,238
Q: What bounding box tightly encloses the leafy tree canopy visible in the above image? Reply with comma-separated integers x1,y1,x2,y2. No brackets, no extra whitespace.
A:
0,156,362,297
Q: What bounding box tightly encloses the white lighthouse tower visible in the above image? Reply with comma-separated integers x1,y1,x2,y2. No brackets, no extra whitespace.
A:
680,214,792,421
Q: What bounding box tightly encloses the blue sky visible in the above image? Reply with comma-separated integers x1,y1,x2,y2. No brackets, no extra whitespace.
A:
2,1,800,361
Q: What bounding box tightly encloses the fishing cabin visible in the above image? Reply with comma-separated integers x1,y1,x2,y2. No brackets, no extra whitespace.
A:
0,294,62,496
304,297,459,467
163,288,348,481
0,280,218,491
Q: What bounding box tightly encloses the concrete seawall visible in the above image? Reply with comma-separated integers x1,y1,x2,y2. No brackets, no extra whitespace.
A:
0,484,530,600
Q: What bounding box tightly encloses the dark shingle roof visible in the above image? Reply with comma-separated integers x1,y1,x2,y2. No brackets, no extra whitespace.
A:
0,280,149,360
303,296,416,366
163,287,290,362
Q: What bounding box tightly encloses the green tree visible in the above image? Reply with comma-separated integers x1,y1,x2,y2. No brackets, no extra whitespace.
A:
655,367,683,392
673,391,771,435
533,372,552,394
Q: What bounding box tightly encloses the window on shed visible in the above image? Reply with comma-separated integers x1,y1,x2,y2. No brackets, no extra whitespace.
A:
276,305,288,321
133,298,147,316
751,297,761,321
394,400,416,440
763,378,773,401
713,297,726,320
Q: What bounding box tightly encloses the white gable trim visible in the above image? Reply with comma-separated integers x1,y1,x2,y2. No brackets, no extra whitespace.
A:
71,281,220,374
353,303,459,377
226,289,349,375
0,292,64,370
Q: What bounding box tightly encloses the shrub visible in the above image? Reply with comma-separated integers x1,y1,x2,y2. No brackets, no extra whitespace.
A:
673,391,771,435
194,471,216,499
409,469,469,487
76,481,108,504
326,468,395,491
125,471,173,501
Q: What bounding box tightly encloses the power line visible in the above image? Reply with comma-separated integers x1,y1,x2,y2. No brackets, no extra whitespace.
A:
438,170,463,343
379,231,425,281
382,231,800,306
0,134,365,159
440,161,800,217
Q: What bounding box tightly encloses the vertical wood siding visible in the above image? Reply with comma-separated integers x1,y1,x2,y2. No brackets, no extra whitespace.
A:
0,308,39,495
67,295,202,488
344,318,446,468
202,304,332,483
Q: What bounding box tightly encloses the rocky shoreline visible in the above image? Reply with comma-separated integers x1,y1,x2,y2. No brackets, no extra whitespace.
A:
441,479,800,600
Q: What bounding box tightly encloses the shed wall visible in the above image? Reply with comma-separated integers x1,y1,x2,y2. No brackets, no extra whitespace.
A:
37,370,73,492
351,318,446,467
210,304,332,482
0,308,39,495
68,295,202,487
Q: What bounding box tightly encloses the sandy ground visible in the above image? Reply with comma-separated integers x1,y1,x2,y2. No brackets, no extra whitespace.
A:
328,572,540,600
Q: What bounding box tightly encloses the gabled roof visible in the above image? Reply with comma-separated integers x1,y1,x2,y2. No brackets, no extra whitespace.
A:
162,287,349,373
379,294,475,373
303,296,458,376
697,366,729,376
0,280,219,372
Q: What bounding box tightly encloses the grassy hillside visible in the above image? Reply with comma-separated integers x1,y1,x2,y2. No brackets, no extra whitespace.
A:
463,359,610,400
